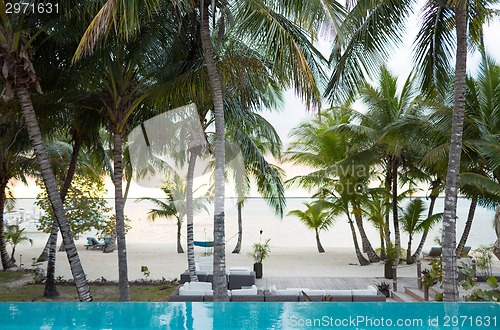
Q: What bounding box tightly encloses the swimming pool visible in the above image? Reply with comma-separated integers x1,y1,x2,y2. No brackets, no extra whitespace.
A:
1,302,499,329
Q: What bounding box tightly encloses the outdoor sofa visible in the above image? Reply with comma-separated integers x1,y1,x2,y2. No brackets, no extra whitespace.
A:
263,285,386,302
170,283,264,302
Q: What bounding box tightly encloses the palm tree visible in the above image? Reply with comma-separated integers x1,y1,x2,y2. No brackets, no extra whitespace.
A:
0,2,92,301
288,201,335,253
330,67,425,263
0,101,32,270
363,190,390,259
138,173,209,254
225,111,286,254
77,0,331,301
287,110,375,264
4,225,33,265
326,0,499,302
456,51,500,255
400,198,442,264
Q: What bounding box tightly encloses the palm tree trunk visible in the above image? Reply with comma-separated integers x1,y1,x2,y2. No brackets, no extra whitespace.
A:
200,2,228,301
103,230,117,253
0,179,16,269
456,194,478,256
392,158,401,262
186,148,199,282
406,236,413,264
44,135,81,298
232,201,243,254
16,85,92,302
347,216,369,266
442,2,467,302
176,216,184,253
315,228,325,253
412,192,438,262
113,131,130,301
352,205,380,262
43,226,59,298
384,162,392,257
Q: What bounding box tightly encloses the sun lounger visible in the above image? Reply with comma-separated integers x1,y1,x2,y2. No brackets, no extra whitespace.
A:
422,246,442,259
85,237,106,250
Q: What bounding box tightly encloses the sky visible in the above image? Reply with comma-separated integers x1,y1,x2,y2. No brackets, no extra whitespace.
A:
11,5,500,200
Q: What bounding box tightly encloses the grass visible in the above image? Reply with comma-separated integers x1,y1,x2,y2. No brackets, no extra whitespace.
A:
0,271,177,302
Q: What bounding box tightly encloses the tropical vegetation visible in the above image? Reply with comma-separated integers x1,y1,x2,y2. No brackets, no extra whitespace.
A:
0,0,499,305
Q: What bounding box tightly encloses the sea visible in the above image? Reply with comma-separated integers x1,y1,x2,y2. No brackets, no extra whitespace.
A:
5,197,498,251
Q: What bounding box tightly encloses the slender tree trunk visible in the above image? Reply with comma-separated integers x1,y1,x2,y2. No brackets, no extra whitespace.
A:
392,158,401,262
0,179,16,269
43,225,59,298
177,216,184,253
456,195,477,256
103,230,116,253
406,236,413,264
315,228,325,253
347,216,369,266
232,201,243,254
384,162,392,257
412,192,438,262
352,204,380,262
186,148,199,282
44,136,81,298
379,232,386,259
17,85,92,302
200,2,228,301
8,246,17,264
113,131,129,301
442,2,467,302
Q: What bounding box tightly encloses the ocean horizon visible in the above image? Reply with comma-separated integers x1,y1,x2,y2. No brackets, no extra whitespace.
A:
6,197,498,252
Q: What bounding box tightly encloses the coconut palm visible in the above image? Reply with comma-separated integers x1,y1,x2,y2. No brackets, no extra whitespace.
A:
400,198,442,264
4,225,33,265
327,0,499,301
0,2,92,301
288,201,335,253
138,173,209,254
456,52,500,255
225,110,286,254
287,110,377,264
0,101,32,270
329,67,425,263
77,0,335,301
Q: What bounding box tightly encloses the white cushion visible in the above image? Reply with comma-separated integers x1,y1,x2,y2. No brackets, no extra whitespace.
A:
302,289,325,296
325,290,351,296
198,263,213,271
179,289,206,296
351,286,377,296
229,267,251,272
277,288,308,296
195,270,209,275
198,256,213,264
229,270,251,275
188,282,212,291
269,285,277,295
231,285,258,296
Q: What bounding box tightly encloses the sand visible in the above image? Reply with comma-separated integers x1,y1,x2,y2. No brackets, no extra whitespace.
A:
12,232,500,283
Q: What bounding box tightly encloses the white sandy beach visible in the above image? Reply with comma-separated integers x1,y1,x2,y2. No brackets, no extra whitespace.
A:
14,232,500,283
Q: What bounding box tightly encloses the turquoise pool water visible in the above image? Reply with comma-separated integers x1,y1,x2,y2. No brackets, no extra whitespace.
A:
1,302,499,329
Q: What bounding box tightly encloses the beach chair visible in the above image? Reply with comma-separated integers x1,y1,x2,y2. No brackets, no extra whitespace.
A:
85,237,105,250
422,246,442,259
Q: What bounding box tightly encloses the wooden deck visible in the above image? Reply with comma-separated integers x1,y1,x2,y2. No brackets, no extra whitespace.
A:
256,276,418,291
